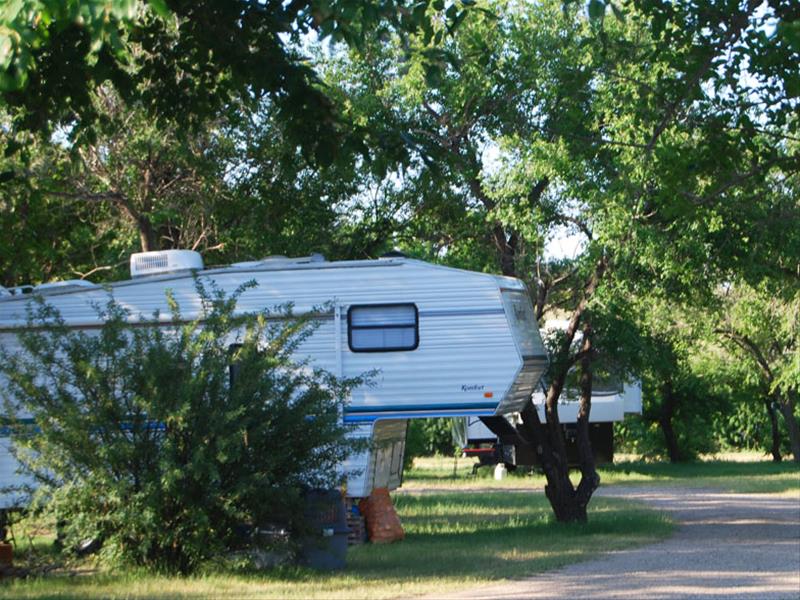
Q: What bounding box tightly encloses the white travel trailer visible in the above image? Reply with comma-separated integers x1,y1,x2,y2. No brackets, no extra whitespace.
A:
0,250,549,514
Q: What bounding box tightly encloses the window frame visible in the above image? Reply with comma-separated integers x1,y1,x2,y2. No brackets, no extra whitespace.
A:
347,303,419,353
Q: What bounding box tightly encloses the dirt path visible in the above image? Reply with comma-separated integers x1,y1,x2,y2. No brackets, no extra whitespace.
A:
412,486,800,599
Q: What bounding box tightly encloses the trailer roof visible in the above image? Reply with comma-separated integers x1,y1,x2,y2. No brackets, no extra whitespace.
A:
0,256,525,304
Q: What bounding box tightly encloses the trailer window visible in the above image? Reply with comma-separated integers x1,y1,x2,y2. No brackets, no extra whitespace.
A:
348,304,418,352
501,289,545,359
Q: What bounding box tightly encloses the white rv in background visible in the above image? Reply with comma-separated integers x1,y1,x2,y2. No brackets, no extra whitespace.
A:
0,250,549,513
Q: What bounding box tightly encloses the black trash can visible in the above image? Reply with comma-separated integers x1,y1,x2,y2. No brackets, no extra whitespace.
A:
300,489,350,570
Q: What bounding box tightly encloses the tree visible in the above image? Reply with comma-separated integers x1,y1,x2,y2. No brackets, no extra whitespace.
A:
0,93,237,285
692,339,787,462
627,301,725,462
322,0,799,521
0,0,475,165
0,124,115,287
0,91,402,288
0,282,361,572
715,283,800,462
218,96,404,262
49,90,236,254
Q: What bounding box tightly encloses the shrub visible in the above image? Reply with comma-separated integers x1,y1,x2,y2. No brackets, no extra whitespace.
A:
0,281,360,573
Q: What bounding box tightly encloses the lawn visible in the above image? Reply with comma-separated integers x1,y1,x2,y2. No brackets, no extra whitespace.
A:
0,492,670,599
405,453,800,496
601,456,800,494
5,452,795,599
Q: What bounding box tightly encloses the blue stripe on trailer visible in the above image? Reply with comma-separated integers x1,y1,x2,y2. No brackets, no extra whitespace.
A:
343,404,498,422
345,402,498,414
344,413,493,423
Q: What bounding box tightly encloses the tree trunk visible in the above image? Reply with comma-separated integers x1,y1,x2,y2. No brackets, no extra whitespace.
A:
492,225,517,277
519,323,599,522
138,216,158,252
715,330,795,461
519,400,581,521
659,379,682,463
574,322,600,512
764,398,782,462
777,392,800,463
517,260,606,523
109,193,158,253
518,350,576,521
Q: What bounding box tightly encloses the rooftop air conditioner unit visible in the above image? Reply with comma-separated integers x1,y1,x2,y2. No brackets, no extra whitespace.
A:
130,250,204,278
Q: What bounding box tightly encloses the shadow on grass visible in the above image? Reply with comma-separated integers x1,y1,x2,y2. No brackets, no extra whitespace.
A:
228,493,668,585
607,460,798,478
345,494,669,581
407,458,800,494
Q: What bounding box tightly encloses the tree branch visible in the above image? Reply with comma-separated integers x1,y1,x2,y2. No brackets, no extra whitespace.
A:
715,328,774,382
554,213,593,240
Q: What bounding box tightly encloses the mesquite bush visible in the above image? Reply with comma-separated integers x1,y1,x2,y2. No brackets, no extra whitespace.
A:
0,280,360,573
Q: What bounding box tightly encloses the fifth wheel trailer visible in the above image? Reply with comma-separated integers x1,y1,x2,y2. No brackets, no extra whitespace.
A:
0,250,549,512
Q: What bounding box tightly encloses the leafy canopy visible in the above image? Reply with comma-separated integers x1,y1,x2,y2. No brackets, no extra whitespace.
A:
0,0,477,164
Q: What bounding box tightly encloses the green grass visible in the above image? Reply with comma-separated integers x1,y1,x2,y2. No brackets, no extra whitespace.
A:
0,492,670,599
8,452,790,598
405,454,800,496
601,459,800,494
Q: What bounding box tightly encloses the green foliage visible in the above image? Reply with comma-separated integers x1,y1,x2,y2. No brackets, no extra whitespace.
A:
712,397,791,456
0,0,797,522
318,0,798,515
717,283,800,396
327,0,798,311
0,281,360,573
0,95,237,285
712,282,800,460
616,280,800,462
616,378,726,461
0,94,400,288
404,418,459,468
0,0,476,164
0,125,114,287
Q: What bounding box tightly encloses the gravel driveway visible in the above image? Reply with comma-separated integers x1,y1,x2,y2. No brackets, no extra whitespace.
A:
413,486,800,600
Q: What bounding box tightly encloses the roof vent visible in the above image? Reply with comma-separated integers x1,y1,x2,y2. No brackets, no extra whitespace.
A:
130,250,204,278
